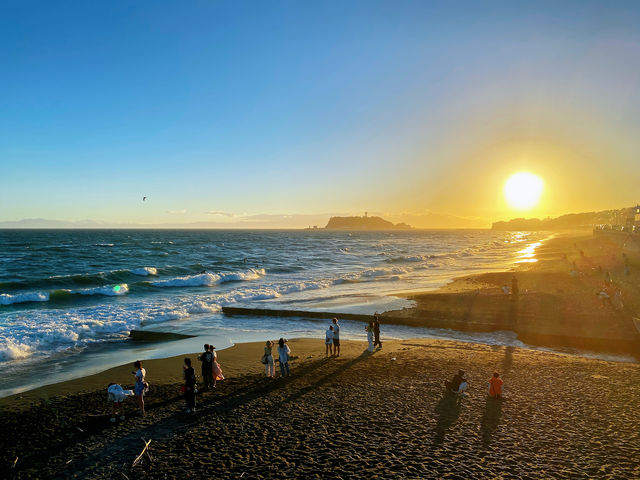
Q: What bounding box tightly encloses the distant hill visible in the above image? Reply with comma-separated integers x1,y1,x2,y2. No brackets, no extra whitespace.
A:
492,207,634,231
325,215,412,230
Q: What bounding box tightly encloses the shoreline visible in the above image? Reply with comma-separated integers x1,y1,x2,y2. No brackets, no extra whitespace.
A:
385,231,640,356
4,230,639,401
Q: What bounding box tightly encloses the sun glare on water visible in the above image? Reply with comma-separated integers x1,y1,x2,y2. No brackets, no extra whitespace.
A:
504,172,544,210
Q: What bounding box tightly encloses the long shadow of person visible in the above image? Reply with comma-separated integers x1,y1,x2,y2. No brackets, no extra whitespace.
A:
432,392,462,446
480,397,503,446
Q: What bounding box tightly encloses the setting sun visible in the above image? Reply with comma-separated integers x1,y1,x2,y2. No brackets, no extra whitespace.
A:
504,172,544,210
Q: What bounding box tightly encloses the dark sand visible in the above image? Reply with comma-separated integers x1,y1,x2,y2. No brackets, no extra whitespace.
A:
2,338,639,479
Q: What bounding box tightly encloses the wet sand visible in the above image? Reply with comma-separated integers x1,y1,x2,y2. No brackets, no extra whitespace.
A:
386,231,640,354
2,338,640,479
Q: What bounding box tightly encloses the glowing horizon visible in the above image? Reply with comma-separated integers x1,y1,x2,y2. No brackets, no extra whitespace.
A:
1,2,639,228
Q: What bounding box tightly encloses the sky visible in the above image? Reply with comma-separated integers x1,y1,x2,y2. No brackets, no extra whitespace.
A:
2,1,640,228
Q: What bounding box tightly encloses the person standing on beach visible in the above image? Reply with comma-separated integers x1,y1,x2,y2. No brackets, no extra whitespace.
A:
183,357,197,413
278,338,291,377
133,360,146,416
325,325,334,356
198,344,214,390
373,314,382,349
332,318,341,357
488,372,503,399
210,345,224,387
263,340,275,378
365,321,375,352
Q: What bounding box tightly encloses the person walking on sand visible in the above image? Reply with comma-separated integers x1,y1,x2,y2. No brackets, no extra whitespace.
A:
373,314,382,349
488,372,504,399
325,325,334,356
365,321,375,352
263,340,275,378
210,345,224,387
332,318,341,357
278,338,291,377
132,360,146,416
198,344,214,390
183,357,197,413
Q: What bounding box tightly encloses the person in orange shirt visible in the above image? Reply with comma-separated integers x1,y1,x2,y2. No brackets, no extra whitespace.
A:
488,372,504,399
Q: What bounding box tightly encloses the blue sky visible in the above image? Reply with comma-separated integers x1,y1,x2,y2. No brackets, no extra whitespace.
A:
2,1,640,227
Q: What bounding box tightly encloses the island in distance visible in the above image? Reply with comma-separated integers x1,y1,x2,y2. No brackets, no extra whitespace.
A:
322,214,412,230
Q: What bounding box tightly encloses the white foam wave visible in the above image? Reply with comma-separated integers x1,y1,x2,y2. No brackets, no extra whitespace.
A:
131,267,158,276
76,284,129,296
151,269,265,288
0,292,50,306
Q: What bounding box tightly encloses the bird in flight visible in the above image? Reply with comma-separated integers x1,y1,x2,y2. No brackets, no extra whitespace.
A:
143,196,147,202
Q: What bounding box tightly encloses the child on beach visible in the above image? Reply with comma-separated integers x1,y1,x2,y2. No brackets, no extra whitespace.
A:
132,360,147,416
198,344,214,390
183,357,197,414
210,345,224,387
365,321,374,352
278,338,291,377
488,372,504,399
107,383,134,422
263,340,275,378
325,325,334,356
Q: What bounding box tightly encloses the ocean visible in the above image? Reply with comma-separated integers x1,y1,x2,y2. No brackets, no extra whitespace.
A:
0,229,555,396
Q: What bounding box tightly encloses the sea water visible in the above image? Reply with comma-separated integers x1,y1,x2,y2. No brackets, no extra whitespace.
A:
0,228,615,397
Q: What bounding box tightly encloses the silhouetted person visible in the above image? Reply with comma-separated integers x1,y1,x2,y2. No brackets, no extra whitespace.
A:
373,314,382,349
198,344,214,390
183,357,197,413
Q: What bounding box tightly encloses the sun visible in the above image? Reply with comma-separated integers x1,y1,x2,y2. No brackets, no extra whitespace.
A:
504,172,544,210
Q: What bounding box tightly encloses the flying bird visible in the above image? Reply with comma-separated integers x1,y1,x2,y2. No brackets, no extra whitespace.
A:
143,196,147,202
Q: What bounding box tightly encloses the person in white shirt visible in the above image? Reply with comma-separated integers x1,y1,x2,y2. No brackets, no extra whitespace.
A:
107,383,134,422
332,317,341,357
325,325,334,356
278,338,291,377
132,360,147,416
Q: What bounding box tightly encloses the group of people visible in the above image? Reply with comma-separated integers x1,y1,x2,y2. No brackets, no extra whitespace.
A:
445,369,504,399
365,314,382,352
261,338,292,377
106,360,148,422
182,343,225,413
324,317,342,356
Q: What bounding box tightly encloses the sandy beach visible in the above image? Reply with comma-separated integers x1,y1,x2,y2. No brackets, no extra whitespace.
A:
2,337,639,479
385,231,640,355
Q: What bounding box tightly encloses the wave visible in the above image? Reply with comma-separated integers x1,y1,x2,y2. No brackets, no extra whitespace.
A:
151,269,265,288
0,284,129,306
0,292,50,306
131,267,158,276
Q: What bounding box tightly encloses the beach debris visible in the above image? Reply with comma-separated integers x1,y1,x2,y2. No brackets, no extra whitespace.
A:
66,459,73,465
121,473,130,480
391,357,397,361
132,438,152,467
11,456,18,469
77,427,84,433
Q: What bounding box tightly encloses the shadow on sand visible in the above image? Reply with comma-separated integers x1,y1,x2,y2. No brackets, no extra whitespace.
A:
480,397,503,446
432,392,462,446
